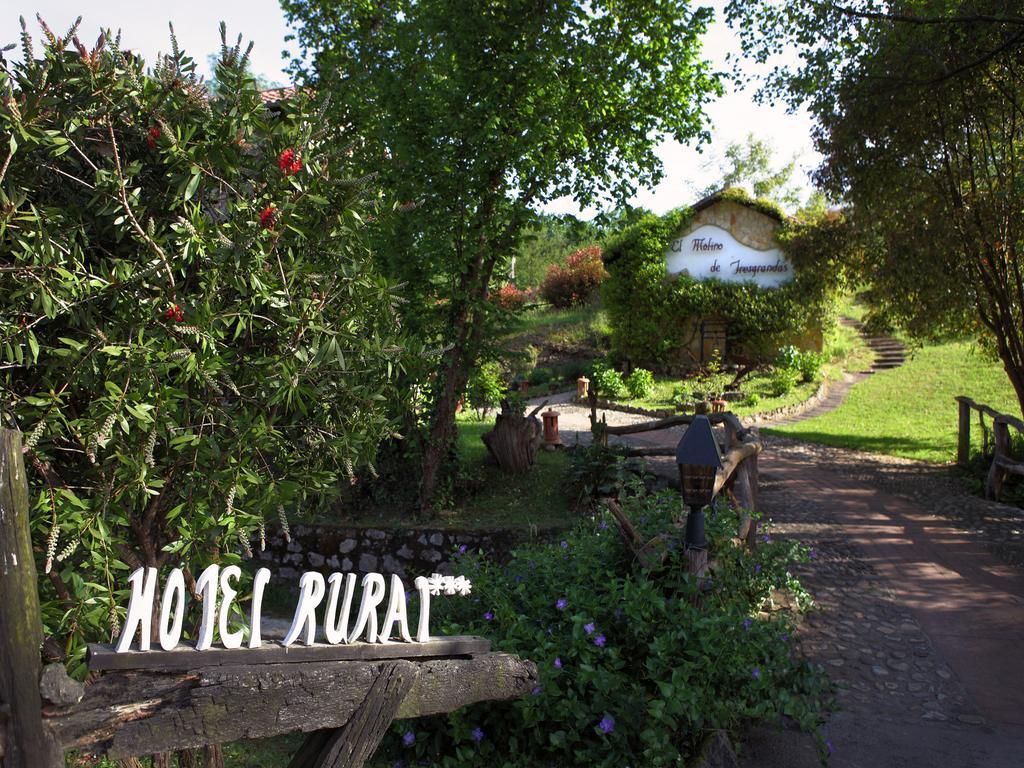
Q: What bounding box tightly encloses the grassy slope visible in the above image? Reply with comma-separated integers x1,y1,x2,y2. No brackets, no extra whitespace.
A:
766,341,1020,463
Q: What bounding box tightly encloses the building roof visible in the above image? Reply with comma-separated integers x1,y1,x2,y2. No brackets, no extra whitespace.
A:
691,187,786,223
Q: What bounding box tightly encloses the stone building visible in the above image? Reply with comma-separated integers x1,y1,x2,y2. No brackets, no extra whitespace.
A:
664,192,820,366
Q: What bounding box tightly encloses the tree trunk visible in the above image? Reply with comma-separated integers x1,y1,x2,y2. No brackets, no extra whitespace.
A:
481,400,543,473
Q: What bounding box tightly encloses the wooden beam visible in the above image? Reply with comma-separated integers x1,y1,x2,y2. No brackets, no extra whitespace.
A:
290,661,416,768
45,652,537,758
0,429,65,768
87,635,491,672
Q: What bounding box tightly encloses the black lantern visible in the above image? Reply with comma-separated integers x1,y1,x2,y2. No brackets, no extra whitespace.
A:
675,415,722,551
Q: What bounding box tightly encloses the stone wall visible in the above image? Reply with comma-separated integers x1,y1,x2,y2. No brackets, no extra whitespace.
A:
686,199,779,251
253,522,565,580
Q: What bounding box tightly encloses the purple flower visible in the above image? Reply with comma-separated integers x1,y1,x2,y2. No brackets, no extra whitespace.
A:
598,714,615,734
599,520,608,530
826,740,834,756
743,618,752,632
762,534,772,543
781,633,790,643
594,634,606,647
532,685,543,696
584,622,595,635
402,731,416,747
554,657,562,669
560,540,569,549
471,727,484,743
556,598,567,611
483,611,494,621
754,564,762,575
809,549,818,560
458,544,467,554
751,667,761,679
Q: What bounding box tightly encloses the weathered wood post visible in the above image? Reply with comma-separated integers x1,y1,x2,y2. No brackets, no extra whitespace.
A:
986,417,1011,501
957,396,972,467
0,429,64,767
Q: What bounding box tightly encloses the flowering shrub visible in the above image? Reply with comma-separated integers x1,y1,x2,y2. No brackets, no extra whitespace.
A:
0,22,404,673
540,245,608,308
492,283,529,311
379,483,830,766
624,367,655,399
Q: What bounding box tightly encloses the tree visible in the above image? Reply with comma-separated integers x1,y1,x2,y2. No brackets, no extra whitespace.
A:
0,20,404,672
698,133,802,209
282,0,723,512
725,0,1024,414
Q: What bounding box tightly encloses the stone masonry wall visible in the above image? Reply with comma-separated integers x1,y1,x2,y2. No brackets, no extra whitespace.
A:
253,523,563,581
686,199,779,251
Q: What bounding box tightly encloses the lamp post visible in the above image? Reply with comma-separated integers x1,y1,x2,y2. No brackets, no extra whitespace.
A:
675,415,722,576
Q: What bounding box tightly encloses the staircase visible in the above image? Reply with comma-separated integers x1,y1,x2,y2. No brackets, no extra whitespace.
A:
840,317,907,373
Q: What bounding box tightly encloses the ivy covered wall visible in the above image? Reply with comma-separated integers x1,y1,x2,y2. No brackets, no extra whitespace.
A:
602,189,845,370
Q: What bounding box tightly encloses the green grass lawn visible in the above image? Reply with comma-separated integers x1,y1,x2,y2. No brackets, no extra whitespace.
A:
448,415,576,530
766,341,1020,462
621,371,825,419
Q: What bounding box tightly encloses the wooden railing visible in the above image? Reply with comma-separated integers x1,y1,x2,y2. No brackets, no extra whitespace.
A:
955,396,1024,501
588,395,762,548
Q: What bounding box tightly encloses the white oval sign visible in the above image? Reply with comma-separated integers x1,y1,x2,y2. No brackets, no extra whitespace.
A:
665,224,793,288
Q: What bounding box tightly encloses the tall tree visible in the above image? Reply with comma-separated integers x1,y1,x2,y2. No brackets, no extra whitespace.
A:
283,0,722,512
699,133,802,209
726,0,1024,414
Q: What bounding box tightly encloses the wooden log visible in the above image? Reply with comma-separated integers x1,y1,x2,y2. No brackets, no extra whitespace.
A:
957,397,972,467
481,400,542,473
603,411,748,438
87,635,491,672
0,429,64,768
621,446,676,457
45,653,537,758
290,661,416,768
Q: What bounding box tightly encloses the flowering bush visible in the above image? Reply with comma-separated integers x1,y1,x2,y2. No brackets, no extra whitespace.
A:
379,483,830,766
540,245,608,308
0,22,405,673
624,367,655,399
492,283,529,311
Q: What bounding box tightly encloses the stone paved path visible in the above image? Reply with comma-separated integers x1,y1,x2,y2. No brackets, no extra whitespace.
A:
533,391,1024,765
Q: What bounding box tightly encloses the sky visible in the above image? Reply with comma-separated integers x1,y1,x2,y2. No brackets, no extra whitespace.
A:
1,1,821,217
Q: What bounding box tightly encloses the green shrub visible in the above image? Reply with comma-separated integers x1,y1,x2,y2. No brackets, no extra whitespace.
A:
1,24,404,673
775,345,802,373
467,362,506,418
564,445,649,508
798,351,824,383
769,367,800,397
590,361,627,399
625,367,655,399
377,483,830,767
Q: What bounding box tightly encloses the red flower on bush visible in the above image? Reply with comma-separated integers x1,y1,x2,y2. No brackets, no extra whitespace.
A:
163,303,184,322
146,125,160,149
278,148,302,175
492,283,528,311
540,245,607,308
259,205,277,230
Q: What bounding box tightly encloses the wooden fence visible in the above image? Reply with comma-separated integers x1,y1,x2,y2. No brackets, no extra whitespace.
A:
0,429,537,768
955,396,1024,501
588,395,762,548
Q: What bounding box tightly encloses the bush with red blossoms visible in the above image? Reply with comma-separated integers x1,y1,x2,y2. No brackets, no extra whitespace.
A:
539,245,608,309
0,20,405,675
491,282,529,311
